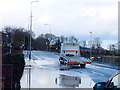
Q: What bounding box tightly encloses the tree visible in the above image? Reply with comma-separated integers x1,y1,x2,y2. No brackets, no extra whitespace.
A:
2,26,15,44
109,43,118,55
109,44,117,51
34,35,48,50
94,37,102,48
44,33,56,43
2,32,8,46
59,35,65,43
65,37,68,42
55,39,61,52
2,26,32,51
68,35,78,43
12,28,24,49
88,40,95,49
81,40,87,48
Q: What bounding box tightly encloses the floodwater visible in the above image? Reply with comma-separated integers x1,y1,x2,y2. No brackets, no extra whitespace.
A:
20,51,117,88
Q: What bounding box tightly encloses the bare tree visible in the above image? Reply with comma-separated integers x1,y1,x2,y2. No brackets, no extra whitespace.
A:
2,26,16,43
60,35,65,43
44,33,56,43
65,37,68,42
88,40,95,49
94,37,102,48
81,40,86,48
109,44,117,51
109,43,118,55
68,35,78,43
93,37,102,48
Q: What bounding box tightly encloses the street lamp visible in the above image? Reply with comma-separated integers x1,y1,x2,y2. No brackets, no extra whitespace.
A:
44,24,51,34
90,32,92,58
29,0,39,60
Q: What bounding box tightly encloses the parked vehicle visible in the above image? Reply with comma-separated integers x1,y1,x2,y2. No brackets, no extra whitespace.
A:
59,43,91,68
93,71,120,90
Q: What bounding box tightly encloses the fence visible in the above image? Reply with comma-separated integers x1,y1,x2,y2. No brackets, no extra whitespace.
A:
93,56,120,66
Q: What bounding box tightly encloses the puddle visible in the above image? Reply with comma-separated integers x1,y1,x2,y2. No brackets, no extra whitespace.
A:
21,51,95,88
21,64,95,88
55,74,81,88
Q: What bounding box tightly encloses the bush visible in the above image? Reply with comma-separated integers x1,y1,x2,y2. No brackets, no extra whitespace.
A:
3,53,25,65
2,53,25,89
2,46,9,54
2,46,23,55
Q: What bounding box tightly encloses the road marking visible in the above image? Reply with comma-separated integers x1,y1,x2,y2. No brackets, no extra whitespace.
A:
91,71,104,77
92,64,119,70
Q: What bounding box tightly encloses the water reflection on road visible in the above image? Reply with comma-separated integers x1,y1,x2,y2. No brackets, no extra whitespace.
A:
55,74,81,88
21,63,94,88
21,51,95,88
21,51,118,88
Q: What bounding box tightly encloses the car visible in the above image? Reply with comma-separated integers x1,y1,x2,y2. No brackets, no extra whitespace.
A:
93,70,120,90
97,56,101,59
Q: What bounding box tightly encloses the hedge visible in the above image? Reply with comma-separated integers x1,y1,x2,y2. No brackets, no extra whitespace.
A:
2,53,25,89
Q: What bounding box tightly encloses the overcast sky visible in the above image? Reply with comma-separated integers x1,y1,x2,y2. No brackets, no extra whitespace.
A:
0,0,119,49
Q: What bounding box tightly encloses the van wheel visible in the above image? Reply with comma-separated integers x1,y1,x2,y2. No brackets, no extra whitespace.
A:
60,61,64,65
59,60,64,65
64,62,67,65
80,64,86,68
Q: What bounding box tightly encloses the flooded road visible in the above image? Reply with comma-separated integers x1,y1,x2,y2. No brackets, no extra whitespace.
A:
20,51,117,88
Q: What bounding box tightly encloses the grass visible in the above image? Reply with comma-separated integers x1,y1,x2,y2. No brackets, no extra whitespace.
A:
104,55,120,59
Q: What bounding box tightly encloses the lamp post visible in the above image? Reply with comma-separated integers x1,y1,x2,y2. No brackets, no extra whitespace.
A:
90,32,92,58
44,24,51,34
29,0,39,60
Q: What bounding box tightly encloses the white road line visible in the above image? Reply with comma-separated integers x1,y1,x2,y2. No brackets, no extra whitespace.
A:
91,71,104,77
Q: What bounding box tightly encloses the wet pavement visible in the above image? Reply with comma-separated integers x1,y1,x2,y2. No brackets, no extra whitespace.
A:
20,51,118,88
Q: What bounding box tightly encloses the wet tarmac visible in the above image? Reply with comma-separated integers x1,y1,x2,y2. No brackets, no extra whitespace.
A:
20,51,117,88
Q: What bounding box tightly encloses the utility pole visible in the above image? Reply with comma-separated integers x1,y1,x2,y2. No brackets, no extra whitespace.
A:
90,32,92,58
29,0,39,60
9,37,12,53
28,23,30,53
28,1,39,90
44,24,51,34
9,43,11,53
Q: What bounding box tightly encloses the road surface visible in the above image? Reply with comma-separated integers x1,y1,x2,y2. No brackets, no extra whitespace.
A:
20,50,118,88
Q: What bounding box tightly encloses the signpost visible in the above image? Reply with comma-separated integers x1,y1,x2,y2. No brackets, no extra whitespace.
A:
7,43,12,53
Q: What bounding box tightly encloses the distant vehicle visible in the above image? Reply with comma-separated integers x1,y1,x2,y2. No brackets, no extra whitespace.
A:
93,71,120,90
55,53,59,55
90,57,95,60
97,56,101,59
59,43,91,68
